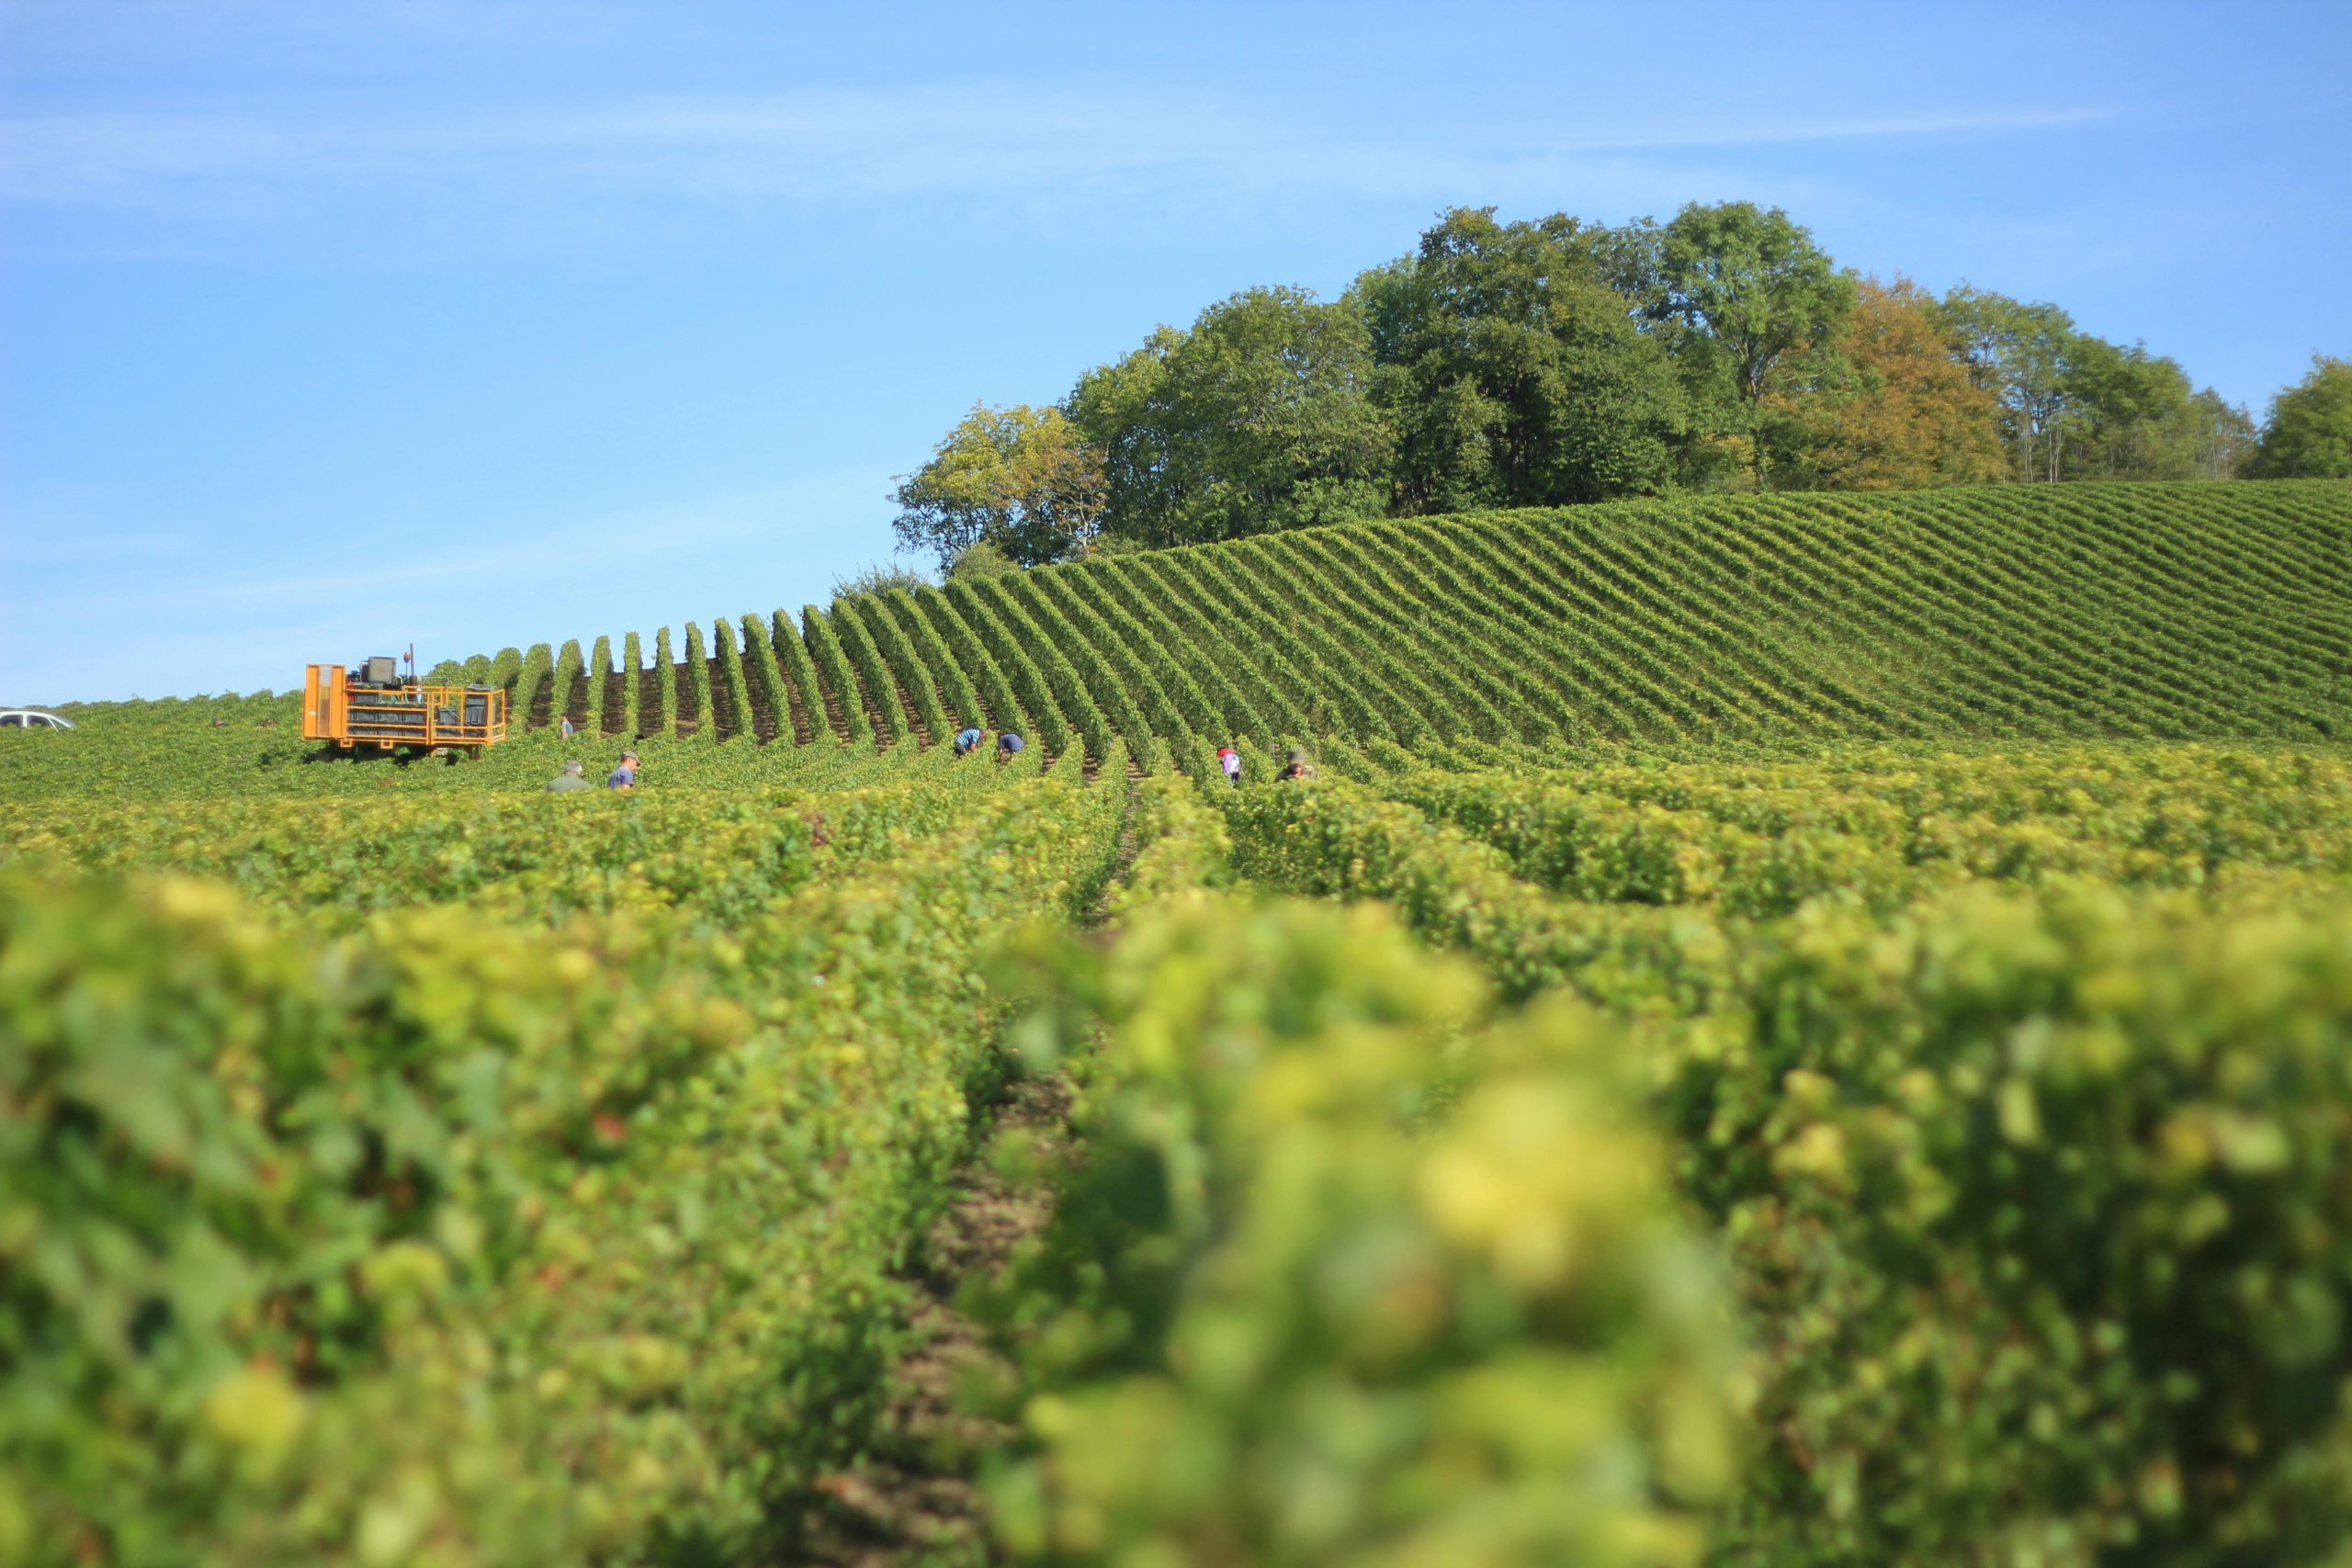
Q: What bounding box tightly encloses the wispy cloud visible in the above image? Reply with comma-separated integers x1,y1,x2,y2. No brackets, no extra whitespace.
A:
0,529,198,568
0,470,892,701
22,471,878,618
1566,105,2125,152
0,85,2129,232
0,481,205,567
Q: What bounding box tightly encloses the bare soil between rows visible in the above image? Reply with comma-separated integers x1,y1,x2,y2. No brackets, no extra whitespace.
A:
795,1073,1071,1567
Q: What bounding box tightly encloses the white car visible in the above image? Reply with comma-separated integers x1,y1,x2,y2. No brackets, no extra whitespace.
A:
0,710,74,730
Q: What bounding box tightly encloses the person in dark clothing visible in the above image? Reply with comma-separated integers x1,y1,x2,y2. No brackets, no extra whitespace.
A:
546,759,591,793
996,732,1025,763
1276,746,1316,781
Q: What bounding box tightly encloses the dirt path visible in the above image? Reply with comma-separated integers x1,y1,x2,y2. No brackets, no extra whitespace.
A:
600,667,628,737
1086,826,1141,930
797,1074,1070,1566
705,655,738,741
797,779,1136,1565
673,660,700,737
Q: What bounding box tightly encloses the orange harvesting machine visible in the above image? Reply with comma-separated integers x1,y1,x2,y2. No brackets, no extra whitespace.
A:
301,651,508,755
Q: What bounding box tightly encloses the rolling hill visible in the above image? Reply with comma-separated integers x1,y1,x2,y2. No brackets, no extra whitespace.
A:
469,481,2352,761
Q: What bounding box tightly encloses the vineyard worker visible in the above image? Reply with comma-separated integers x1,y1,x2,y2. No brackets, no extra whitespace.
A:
545,759,592,793
1216,744,1243,785
953,725,985,756
1277,746,1316,782
996,731,1025,763
606,750,640,791
560,714,576,739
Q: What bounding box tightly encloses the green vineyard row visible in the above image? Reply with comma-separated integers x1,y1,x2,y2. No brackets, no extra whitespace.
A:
5,483,2352,1568
1,745,1126,1563
433,483,2349,764
1187,745,2352,1565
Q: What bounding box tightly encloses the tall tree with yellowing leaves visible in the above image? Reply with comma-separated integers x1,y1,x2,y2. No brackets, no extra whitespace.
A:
1777,276,2003,490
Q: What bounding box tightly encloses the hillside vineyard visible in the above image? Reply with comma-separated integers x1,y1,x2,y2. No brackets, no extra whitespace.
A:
452,482,2351,759
4,482,2351,1568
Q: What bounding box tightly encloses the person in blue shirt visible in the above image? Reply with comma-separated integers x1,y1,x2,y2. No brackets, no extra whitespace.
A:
953,726,985,756
605,750,639,790
995,731,1025,763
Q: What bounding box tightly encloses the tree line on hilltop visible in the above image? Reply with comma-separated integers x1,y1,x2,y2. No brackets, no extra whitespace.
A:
884,202,2352,577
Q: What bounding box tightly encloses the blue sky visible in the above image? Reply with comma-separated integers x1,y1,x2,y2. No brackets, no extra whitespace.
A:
5,0,2347,703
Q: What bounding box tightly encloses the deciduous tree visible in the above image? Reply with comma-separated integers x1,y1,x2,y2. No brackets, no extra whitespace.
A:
2063,337,2252,479
1776,276,2002,490
1646,202,1854,486
1068,327,1182,547
888,403,1108,569
1072,287,1393,547
1937,287,2080,482
1359,207,1684,512
1657,202,1854,408
2249,355,2352,479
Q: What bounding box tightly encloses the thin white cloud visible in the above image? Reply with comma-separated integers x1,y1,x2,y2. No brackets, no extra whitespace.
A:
0,85,2129,221
0,470,895,701
1566,105,2125,151
0,530,198,568
12,471,882,618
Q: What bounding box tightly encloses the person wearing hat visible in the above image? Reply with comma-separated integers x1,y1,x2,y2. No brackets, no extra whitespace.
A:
545,758,592,793
1276,746,1316,781
605,750,640,791
1216,742,1243,785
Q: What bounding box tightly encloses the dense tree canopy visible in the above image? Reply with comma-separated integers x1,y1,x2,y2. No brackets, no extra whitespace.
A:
1069,287,1392,547
1653,202,1854,412
1933,288,2254,484
889,402,1107,569
1776,276,2002,491
2064,338,2255,480
1937,287,2080,483
1651,203,1854,485
1358,208,1684,512
888,199,2320,566
2249,356,2352,479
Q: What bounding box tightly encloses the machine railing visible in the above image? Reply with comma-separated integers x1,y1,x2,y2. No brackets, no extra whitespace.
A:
301,664,508,751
